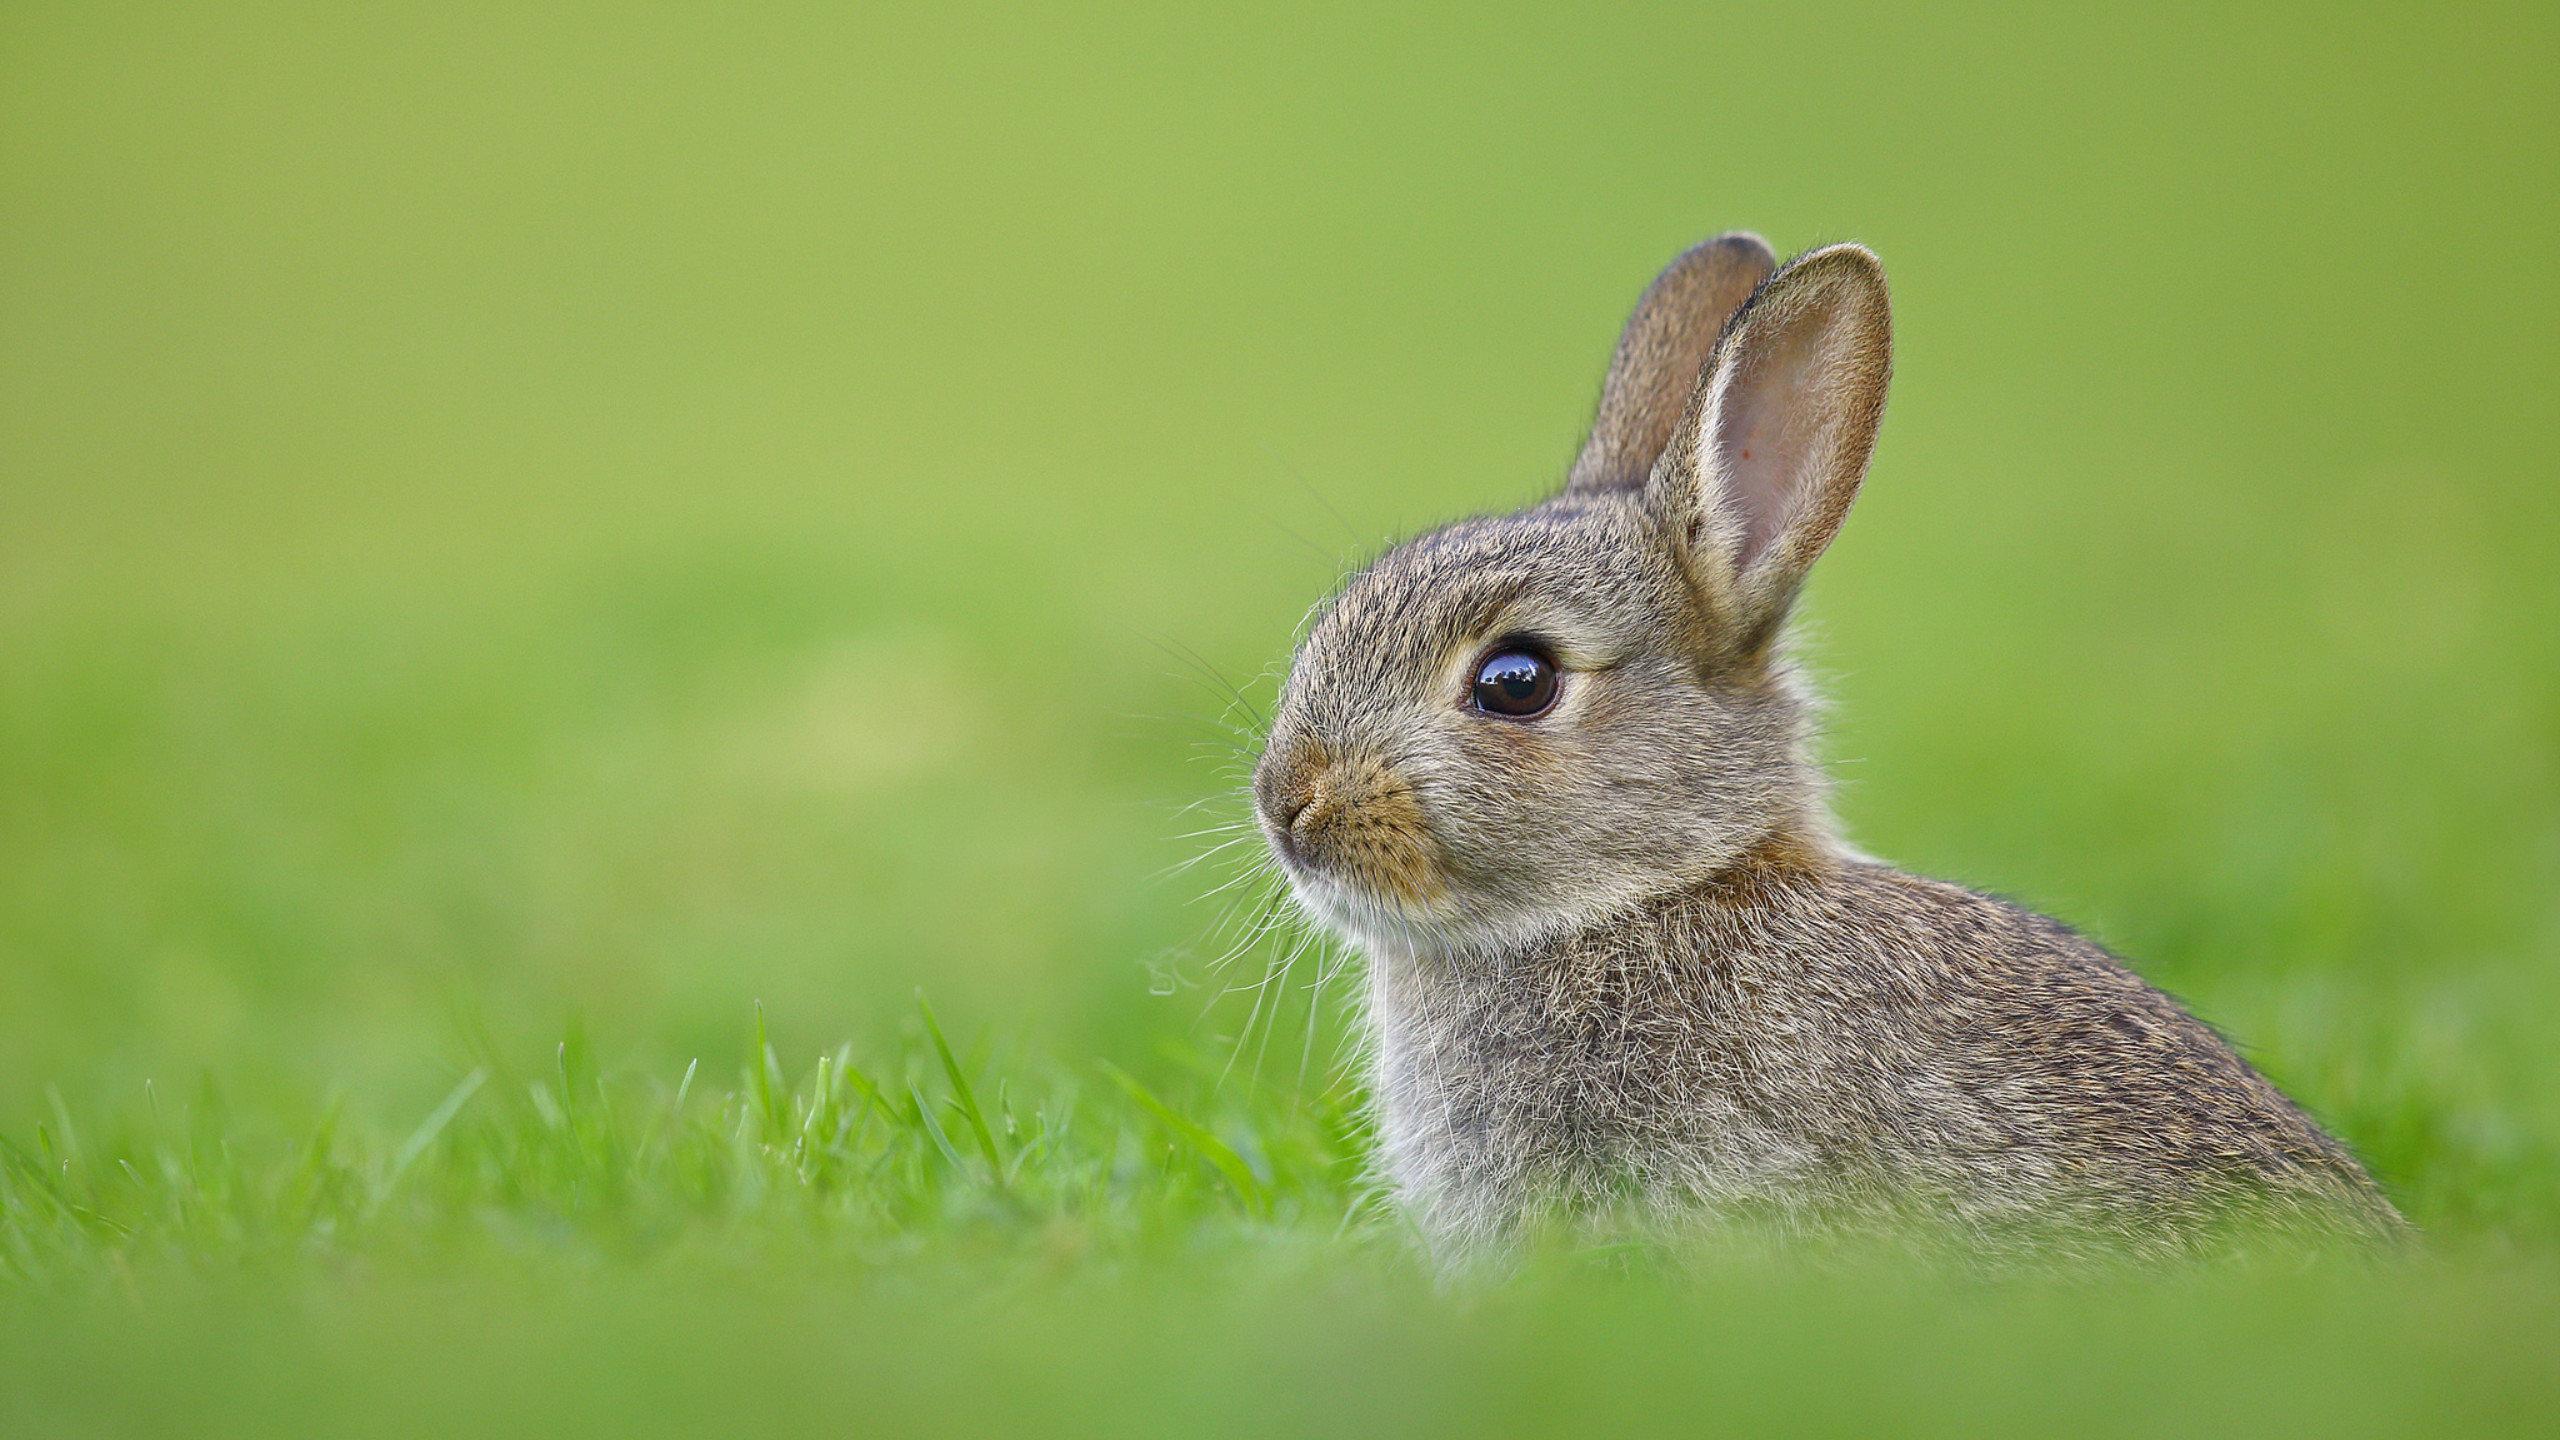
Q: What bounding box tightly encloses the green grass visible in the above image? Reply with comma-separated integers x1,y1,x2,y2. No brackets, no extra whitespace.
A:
0,1001,1369,1280
4,0,2558,1433
5,1017,2559,1437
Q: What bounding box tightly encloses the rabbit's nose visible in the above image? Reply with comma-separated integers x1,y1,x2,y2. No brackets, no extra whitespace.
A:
1253,739,1330,838
1288,783,1344,848
1276,793,1313,832
1269,783,1334,862
1279,766,1370,864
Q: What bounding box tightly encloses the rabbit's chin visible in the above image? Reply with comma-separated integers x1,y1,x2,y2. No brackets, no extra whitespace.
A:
1279,863,1629,964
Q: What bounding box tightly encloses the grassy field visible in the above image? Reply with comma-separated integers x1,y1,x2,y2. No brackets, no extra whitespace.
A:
4,0,2557,1433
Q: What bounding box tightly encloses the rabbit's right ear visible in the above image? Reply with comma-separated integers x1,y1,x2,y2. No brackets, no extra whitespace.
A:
1565,233,1777,494
1650,244,1892,656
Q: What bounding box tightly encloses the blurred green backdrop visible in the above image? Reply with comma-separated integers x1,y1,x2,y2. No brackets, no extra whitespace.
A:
3,1,2558,1424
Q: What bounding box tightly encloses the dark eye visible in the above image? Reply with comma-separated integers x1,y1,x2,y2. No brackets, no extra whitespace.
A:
1471,648,1559,719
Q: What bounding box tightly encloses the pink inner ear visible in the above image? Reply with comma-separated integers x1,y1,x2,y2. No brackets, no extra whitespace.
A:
1710,288,1857,571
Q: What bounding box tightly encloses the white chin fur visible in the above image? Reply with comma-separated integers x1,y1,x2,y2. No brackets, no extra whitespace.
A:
1281,871,1458,957
1277,864,1631,963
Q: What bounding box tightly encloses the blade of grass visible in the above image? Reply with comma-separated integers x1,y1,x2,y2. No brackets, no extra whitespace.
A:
916,994,1004,1175
908,1082,965,1170
377,1068,486,1204
751,1003,789,1138
836,1055,897,1126
1100,1063,1270,1218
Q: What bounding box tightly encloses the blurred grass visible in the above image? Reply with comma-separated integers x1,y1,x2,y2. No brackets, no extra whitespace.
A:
2,0,2556,1432
4,1016,2555,1437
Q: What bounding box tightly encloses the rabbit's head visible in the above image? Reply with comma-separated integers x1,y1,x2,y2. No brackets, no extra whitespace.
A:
1254,238,1892,956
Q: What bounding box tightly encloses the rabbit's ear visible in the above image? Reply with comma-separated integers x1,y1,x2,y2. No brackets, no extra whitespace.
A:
1652,243,1891,653
1565,233,1777,494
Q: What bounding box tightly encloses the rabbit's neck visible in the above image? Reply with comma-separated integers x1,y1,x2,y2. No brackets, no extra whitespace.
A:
1370,825,1841,992
1358,829,1850,1249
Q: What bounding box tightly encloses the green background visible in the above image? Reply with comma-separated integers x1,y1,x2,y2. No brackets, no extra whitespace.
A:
4,1,2555,1433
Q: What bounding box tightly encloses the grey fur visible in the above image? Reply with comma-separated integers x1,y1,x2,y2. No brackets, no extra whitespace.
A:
1252,237,2403,1260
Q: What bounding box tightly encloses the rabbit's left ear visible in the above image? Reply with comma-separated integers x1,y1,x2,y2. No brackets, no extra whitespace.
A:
1566,233,1776,494
1651,243,1891,654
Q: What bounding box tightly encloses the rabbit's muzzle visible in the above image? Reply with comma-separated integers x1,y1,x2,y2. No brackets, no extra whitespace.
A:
1254,741,1445,906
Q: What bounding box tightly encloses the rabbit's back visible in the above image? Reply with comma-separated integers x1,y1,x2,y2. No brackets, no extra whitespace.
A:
1369,850,2402,1254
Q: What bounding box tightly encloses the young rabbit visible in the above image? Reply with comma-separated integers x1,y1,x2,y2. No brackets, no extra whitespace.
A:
1252,234,2404,1259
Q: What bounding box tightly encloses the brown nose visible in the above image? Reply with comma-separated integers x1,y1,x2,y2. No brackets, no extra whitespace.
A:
1251,743,1440,901
1259,742,1378,862
1254,740,1331,856
1276,792,1313,833
1288,778,1347,848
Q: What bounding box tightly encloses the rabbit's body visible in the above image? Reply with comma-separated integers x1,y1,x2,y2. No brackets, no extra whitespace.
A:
1368,841,2398,1255
1252,233,2402,1258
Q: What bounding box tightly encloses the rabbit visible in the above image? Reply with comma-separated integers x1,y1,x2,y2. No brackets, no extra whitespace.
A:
1250,233,2406,1261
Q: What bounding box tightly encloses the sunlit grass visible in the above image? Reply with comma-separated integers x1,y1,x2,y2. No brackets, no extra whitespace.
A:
6,1007,2560,1439
0,999,1372,1286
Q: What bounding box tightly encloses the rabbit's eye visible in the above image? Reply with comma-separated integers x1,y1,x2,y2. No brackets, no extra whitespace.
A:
1471,648,1558,719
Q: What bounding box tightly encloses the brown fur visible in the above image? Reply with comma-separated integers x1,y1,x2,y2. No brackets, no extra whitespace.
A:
1253,236,2404,1259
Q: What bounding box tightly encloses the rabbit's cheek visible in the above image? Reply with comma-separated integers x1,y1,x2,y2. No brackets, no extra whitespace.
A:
1329,781,1445,906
